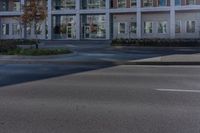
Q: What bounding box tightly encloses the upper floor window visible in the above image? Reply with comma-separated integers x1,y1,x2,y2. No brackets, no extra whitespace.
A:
13,1,20,11
143,0,153,7
81,0,105,9
2,0,8,11
131,0,137,7
175,0,181,5
53,0,75,10
118,0,126,8
186,21,195,33
159,0,167,6
186,0,196,5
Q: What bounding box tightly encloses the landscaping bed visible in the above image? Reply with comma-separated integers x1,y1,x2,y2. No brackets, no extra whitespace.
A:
0,39,37,46
0,48,71,56
111,39,200,47
0,39,71,56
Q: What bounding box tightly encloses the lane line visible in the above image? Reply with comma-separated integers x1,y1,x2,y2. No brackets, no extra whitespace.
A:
156,89,200,93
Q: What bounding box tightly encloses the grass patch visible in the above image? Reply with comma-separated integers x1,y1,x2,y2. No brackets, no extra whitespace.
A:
1,48,71,56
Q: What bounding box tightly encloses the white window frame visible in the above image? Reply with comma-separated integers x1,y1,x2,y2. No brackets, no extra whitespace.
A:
175,0,181,6
157,21,168,34
130,0,137,7
158,0,168,6
2,23,9,35
35,23,43,35
144,21,153,34
118,22,126,34
143,0,153,7
185,0,196,5
130,22,137,34
175,20,181,33
12,23,21,35
186,20,195,33
117,0,127,8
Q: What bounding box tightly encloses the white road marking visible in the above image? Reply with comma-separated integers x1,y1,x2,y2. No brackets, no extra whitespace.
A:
156,89,200,93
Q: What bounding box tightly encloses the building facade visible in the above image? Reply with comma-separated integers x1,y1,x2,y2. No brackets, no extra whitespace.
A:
0,0,200,40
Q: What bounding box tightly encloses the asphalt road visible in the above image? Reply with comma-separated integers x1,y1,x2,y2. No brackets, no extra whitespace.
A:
0,65,200,133
0,64,110,87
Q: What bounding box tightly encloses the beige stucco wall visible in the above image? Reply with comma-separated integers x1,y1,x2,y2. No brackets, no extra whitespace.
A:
141,12,170,38
0,17,46,40
0,17,21,39
175,11,200,38
112,13,137,39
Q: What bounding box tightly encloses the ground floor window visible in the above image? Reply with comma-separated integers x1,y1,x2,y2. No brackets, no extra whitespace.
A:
81,14,106,39
175,20,181,33
118,22,126,34
52,15,76,39
158,21,167,34
130,22,137,33
26,24,31,35
144,21,153,34
35,23,42,35
186,20,195,33
2,24,9,35
12,24,20,35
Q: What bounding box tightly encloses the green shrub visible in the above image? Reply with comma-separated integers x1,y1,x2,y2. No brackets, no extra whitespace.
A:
111,38,200,47
0,39,38,53
1,48,71,56
0,39,37,46
0,43,17,53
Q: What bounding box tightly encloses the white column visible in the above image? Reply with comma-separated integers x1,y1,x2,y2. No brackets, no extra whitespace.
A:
20,0,25,39
106,0,110,40
136,0,142,38
47,0,52,40
170,0,175,38
76,14,80,40
20,0,25,6
0,18,1,39
76,0,80,40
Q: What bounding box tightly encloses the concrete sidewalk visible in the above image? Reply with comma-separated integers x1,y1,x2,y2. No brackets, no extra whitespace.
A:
127,53,200,65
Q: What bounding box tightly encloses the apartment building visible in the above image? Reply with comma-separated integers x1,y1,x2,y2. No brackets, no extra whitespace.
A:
0,0,200,40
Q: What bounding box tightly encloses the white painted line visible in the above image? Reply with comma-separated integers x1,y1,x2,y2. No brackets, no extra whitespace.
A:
156,89,200,93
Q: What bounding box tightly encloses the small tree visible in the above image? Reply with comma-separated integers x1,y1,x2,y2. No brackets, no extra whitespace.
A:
21,0,47,49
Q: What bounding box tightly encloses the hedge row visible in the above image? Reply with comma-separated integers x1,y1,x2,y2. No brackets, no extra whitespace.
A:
0,39,37,52
0,39,37,45
111,39,200,47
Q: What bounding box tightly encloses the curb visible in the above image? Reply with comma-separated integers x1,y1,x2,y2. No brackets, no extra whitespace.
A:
0,60,200,66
